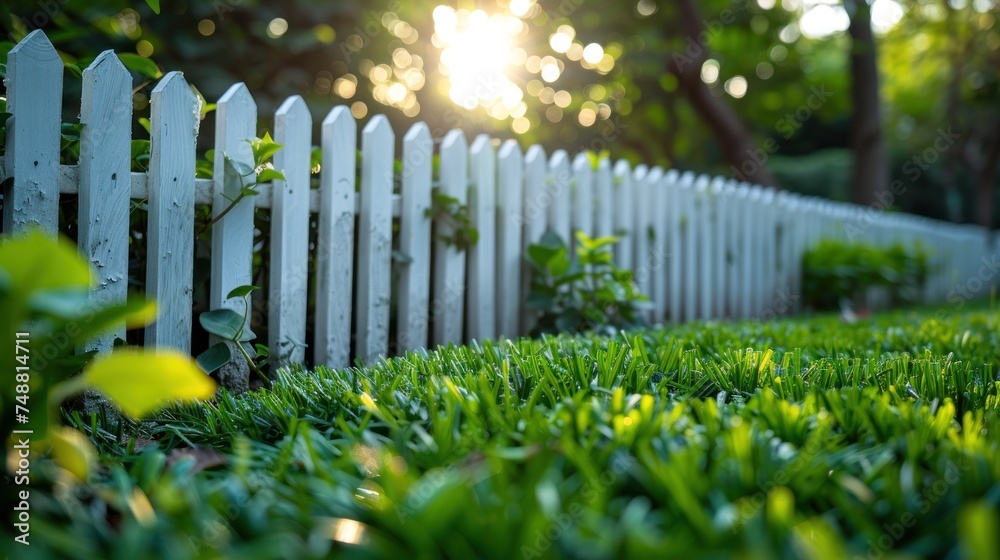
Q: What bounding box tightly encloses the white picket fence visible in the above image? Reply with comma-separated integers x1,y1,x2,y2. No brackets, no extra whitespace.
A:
1,31,993,370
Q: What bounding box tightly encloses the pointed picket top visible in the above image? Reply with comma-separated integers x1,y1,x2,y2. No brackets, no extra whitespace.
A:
80,50,131,128
276,93,310,122
216,83,257,162
151,71,198,112
525,144,546,166
571,152,591,173
9,29,61,64
363,113,394,143
442,128,468,152
679,170,696,188
470,132,492,156
633,163,648,181
647,166,664,184
499,138,522,163
663,168,679,184
323,104,355,130
83,49,129,80
404,120,432,146
613,158,631,177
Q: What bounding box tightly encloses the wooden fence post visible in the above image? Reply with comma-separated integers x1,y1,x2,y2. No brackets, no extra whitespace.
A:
315,106,356,368
145,72,198,353
2,31,62,235
356,115,394,363
397,122,433,352
268,95,311,367
467,134,497,342
210,82,256,391
78,50,132,352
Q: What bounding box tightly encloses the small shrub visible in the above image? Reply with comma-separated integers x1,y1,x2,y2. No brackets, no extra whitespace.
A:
802,239,929,310
524,231,649,335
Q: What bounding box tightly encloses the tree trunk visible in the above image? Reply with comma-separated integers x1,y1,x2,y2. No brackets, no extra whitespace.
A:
974,135,1000,230
666,0,778,187
846,0,890,206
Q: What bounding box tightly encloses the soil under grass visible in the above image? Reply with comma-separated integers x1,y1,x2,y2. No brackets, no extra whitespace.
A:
20,306,1000,559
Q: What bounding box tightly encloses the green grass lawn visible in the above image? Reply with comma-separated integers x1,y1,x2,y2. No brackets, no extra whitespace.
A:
23,306,1000,559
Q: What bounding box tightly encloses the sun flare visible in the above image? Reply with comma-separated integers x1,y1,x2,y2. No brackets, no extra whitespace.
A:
433,6,524,113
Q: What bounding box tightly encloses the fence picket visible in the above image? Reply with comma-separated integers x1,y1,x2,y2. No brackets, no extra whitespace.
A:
650,169,677,323
666,171,686,323
145,72,198,353
647,166,667,322
268,96,312,367
521,145,547,333
595,159,613,238
78,50,132,352
467,134,497,342
2,30,62,234
210,83,257,317
694,175,713,320
548,150,572,244
632,164,650,298
433,130,468,346
680,172,698,321
315,106,356,368
356,115,394,363
496,140,524,338
397,122,433,352
710,177,727,318
613,160,633,271
571,153,594,240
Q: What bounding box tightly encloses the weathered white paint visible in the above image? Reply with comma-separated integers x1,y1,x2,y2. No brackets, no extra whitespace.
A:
594,159,613,239
646,166,667,323
315,106,356,368
548,150,572,244
268,95,311,367
694,175,712,320
467,134,497,342
496,140,524,338
356,115,394,363
78,50,132,352
632,164,650,299
432,129,468,346
3,30,989,369
397,122,433,352
666,171,687,323
210,83,257,317
145,72,198,353
612,159,633,271
679,172,698,322
521,145,547,334
650,169,678,323
571,153,594,241
2,30,62,234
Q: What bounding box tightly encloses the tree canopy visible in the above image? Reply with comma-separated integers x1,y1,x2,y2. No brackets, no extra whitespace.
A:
1,0,997,223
